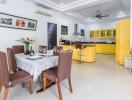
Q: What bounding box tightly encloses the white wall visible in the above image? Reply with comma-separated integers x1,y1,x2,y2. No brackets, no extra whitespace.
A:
0,0,85,52
85,22,116,42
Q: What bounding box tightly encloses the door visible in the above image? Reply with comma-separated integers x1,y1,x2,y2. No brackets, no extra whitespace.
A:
48,23,57,50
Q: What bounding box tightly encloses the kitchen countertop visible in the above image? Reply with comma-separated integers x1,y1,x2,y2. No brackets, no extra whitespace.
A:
60,42,116,45
71,42,116,44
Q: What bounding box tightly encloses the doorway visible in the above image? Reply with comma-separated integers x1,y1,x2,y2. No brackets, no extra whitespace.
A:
47,22,57,50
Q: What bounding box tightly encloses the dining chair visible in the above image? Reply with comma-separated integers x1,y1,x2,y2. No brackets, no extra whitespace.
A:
39,45,48,53
42,50,73,100
7,48,18,73
12,45,24,54
7,48,33,87
0,49,33,100
53,46,63,55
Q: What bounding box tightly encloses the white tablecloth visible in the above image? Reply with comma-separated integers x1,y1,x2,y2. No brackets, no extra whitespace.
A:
15,53,58,81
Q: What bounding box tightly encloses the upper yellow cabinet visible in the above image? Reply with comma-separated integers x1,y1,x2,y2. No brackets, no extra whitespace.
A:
89,29,116,38
100,30,106,37
90,31,94,38
106,30,112,37
94,30,100,38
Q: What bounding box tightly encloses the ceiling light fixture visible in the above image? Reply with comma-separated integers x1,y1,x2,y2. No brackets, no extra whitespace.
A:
60,2,64,6
115,11,127,18
84,18,98,22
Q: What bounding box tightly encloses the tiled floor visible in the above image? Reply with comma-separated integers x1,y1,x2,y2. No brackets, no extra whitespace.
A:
1,54,132,100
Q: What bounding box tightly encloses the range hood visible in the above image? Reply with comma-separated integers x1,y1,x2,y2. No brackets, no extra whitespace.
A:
73,24,78,35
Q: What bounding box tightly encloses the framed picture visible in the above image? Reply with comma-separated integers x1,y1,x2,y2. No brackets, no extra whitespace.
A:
61,25,68,35
0,12,37,31
81,29,85,36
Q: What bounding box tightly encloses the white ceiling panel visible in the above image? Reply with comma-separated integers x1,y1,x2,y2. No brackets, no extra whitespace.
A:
72,0,123,18
49,0,77,5
34,0,131,23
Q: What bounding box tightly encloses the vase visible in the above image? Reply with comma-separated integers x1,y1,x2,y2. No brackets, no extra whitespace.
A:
25,44,30,55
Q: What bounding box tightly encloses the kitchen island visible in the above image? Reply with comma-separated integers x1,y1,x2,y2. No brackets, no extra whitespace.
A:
61,45,96,63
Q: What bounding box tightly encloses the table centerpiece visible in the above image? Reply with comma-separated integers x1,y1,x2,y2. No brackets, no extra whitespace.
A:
17,37,35,55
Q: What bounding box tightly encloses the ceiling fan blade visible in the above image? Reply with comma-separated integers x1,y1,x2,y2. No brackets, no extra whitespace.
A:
98,17,103,19
100,15,109,17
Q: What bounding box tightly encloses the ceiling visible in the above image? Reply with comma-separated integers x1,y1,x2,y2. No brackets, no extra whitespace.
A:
49,0,77,5
33,0,131,23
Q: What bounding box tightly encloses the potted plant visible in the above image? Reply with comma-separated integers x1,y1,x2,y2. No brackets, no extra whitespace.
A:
17,37,35,55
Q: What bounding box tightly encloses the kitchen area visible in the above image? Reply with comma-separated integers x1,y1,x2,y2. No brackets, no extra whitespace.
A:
60,19,130,65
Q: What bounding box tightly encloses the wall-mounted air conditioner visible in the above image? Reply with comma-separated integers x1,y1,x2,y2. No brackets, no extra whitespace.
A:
35,7,53,16
0,0,6,3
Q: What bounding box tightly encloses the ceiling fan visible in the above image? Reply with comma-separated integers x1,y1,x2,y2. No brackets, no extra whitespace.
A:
93,10,109,19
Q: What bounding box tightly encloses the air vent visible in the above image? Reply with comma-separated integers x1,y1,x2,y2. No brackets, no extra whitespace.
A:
35,7,53,16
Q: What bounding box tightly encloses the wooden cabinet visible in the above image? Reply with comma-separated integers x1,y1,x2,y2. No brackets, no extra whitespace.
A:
116,19,130,65
90,29,116,38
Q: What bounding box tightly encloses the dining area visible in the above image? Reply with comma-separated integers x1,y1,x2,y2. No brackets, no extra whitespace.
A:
0,42,73,100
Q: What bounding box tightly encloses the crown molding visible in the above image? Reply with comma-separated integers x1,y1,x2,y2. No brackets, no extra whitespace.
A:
33,0,114,23
35,0,113,11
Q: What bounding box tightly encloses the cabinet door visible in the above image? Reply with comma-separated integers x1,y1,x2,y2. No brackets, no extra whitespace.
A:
90,31,94,38
113,29,116,38
100,30,106,38
94,30,100,38
106,30,112,38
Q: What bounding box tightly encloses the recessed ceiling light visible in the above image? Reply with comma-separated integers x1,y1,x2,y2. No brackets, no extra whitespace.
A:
115,11,127,18
60,2,64,6
84,17,98,22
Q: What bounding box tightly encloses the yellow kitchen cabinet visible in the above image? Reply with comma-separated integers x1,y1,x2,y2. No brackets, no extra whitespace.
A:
90,29,116,38
61,45,75,59
61,45,80,60
100,30,106,38
106,30,113,38
95,44,115,54
61,45,96,62
72,49,80,60
90,31,94,38
72,46,96,62
94,30,100,38
81,46,96,62
116,19,130,65
112,29,116,38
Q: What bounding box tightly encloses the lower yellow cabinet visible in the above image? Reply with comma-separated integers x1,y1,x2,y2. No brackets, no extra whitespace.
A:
81,47,96,62
62,45,96,63
95,44,115,54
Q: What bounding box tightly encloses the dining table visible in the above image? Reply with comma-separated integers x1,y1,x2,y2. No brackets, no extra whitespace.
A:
15,51,59,93
15,51,58,81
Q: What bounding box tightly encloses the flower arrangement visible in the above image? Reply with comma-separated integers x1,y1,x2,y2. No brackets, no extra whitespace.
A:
17,37,35,55
17,37,35,45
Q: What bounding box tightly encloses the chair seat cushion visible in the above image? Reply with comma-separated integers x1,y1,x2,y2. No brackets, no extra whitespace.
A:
10,70,32,86
43,67,57,82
